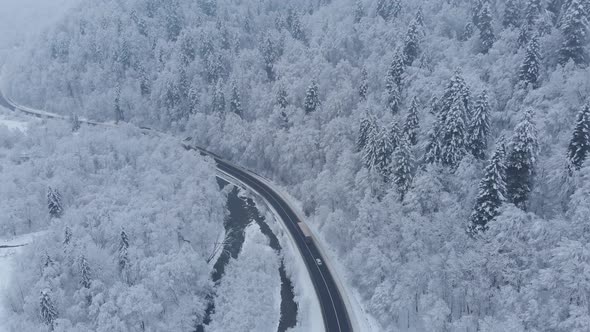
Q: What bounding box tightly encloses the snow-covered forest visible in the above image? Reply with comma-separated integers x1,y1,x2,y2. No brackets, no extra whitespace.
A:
3,0,590,330
0,121,226,330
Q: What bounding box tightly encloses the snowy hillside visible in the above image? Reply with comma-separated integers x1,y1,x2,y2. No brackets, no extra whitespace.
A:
3,0,590,331
0,120,226,330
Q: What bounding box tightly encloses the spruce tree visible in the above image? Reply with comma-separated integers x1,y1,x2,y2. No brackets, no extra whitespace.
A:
385,51,405,114
304,79,321,114
440,96,468,168
506,110,539,210
424,127,442,164
467,90,491,160
286,8,306,42
425,70,470,166
478,3,495,53
461,22,475,41
260,34,281,81
567,103,590,170
354,0,364,23
415,7,425,27
229,81,243,117
79,255,92,289
525,0,543,25
277,84,288,109
357,113,377,152
70,113,80,132
359,68,368,101
468,138,507,234
279,108,289,130
558,0,588,65
547,0,566,25
376,0,401,21
114,84,124,124
393,136,414,199
374,128,395,179
387,120,401,151
363,127,381,170
504,0,522,28
403,97,420,145
517,24,532,47
403,18,421,65
519,36,541,88
212,79,225,113
47,187,63,219
441,70,470,117
40,290,58,331
63,226,72,246
119,230,130,281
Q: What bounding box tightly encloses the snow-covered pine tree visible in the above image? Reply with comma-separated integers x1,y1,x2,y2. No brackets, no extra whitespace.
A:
525,0,543,25
567,102,590,170
286,8,306,42
260,34,281,81
363,126,381,170
359,67,368,101
277,84,288,109
385,51,405,114
63,226,72,245
47,187,63,219
506,109,539,210
403,18,421,65
393,136,414,200
79,255,92,289
374,128,395,180
212,79,225,113
357,113,377,152
229,81,243,117
403,96,420,145
70,113,80,132
119,230,130,276
478,3,495,53
40,289,58,331
279,108,289,130
471,0,486,28
558,0,588,65
376,0,401,21
354,0,364,23
519,36,541,88
547,0,566,25
424,127,442,164
114,83,124,124
415,6,424,27
468,137,507,234
440,70,471,124
387,120,401,151
517,23,532,47
304,79,321,114
504,0,522,28
461,22,475,41
440,96,468,168
467,90,491,160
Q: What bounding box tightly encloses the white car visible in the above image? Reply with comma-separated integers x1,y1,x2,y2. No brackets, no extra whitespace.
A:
315,258,323,266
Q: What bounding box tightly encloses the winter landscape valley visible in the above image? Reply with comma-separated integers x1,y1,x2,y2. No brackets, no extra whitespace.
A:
1,0,590,331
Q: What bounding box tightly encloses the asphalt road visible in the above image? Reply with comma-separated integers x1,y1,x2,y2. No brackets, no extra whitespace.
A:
0,91,353,332
211,156,352,332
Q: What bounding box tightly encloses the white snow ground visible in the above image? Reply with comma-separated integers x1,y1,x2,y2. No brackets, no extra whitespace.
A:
0,106,28,132
0,232,46,329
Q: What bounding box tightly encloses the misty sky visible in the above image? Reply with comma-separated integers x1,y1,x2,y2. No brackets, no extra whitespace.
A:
0,0,80,64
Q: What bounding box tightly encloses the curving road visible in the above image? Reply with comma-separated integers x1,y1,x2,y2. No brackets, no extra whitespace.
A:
0,91,353,332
